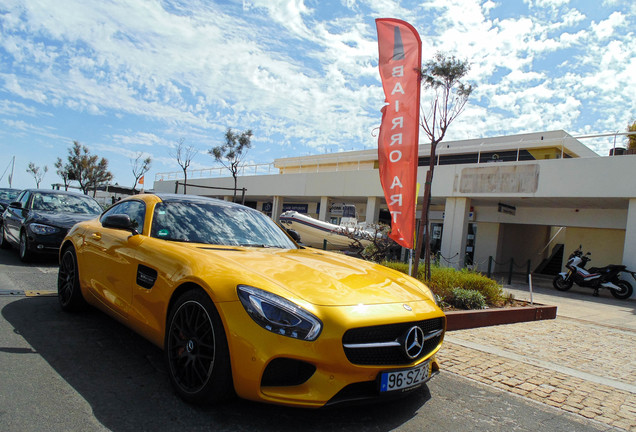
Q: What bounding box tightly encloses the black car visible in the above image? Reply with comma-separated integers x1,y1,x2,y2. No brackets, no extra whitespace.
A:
0,189,102,261
0,188,21,213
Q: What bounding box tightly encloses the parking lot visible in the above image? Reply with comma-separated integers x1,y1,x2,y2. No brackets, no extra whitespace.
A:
0,249,627,431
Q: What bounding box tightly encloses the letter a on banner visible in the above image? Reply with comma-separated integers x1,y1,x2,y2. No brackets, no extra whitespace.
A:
376,19,421,249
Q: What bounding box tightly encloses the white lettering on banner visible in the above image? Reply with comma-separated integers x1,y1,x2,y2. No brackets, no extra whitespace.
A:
389,150,402,162
392,65,404,77
392,117,404,129
390,211,402,223
389,194,403,206
390,133,403,146
390,176,403,189
391,82,405,95
393,100,400,112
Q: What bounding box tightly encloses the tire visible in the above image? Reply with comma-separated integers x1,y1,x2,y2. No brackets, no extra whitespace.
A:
19,230,33,262
165,289,233,405
610,280,633,300
58,247,87,312
553,275,573,291
0,224,10,250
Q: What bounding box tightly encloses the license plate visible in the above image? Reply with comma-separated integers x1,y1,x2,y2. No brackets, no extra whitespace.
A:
380,361,430,392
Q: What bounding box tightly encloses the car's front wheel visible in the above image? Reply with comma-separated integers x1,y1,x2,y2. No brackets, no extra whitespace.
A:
58,246,86,312
165,289,233,405
19,230,33,262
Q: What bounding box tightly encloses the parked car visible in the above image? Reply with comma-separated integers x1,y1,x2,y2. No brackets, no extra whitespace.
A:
0,187,21,212
57,193,446,407
0,189,102,261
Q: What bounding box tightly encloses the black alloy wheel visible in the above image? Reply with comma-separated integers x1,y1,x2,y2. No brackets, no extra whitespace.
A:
58,247,86,312
0,225,10,249
165,289,233,404
552,275,573,291
19,230,32,262
610,280,633,300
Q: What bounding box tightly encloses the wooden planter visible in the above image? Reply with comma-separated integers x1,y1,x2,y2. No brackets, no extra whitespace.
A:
445,303,557,331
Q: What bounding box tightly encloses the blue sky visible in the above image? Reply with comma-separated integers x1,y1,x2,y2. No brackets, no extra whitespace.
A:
1,0,634,190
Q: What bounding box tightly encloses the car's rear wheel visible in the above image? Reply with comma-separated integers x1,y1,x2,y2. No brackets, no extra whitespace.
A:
165,289,233,404
58,246,86,312
0,225,10,249
19,230,33,262
610,280,633,300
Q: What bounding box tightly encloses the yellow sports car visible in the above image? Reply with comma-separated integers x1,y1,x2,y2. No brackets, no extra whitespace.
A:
58,193,445,407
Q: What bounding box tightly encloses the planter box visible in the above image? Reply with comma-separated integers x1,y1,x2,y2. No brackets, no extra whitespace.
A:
445,304,557,331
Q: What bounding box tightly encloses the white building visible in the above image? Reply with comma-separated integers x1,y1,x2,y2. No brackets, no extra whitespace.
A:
153,130,636,296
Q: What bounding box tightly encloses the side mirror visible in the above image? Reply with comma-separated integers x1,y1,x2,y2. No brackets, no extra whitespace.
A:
102,214,139,235
9,202,21,209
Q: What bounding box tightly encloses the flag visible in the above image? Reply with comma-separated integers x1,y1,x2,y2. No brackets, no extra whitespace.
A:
376,18,421,249
139,175,144,185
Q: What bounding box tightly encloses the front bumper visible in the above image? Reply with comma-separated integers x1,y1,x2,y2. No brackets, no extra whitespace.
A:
26,228,68,254
217,300,445,408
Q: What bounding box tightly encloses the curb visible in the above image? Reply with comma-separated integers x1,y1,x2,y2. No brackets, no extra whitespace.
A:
445,304,558,331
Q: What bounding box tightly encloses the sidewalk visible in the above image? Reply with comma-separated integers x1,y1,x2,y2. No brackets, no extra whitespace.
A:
437,275,636,431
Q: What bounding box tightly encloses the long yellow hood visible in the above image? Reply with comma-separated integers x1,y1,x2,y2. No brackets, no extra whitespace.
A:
202,246,433,307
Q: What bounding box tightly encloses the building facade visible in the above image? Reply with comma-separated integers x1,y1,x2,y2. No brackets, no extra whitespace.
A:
153,130,636,297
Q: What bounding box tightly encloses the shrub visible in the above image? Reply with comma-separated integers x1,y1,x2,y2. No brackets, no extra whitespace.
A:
448,288,486,310
381,261,505,307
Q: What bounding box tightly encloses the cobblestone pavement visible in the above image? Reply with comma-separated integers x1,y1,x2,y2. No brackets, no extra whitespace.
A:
438,317,636,431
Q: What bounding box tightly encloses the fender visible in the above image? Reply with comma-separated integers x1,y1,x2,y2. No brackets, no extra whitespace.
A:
601,281,621,291
558,272,569,279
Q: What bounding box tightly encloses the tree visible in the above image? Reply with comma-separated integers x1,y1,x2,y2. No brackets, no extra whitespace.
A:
628,121,636,150
209,128,253,201
131,152,152,192
54,157,72,190
64,141,113,195
412,53,474,280
170,138,197,194
26,162,48,188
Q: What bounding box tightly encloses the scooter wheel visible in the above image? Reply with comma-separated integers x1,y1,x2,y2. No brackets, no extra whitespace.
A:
610,280,633,300
553,275,573,291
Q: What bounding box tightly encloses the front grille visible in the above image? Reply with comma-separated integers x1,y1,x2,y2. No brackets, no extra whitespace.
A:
342,317,444,366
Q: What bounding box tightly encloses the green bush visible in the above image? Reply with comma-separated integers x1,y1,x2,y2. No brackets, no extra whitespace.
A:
449,288,486,310
381,261,504,308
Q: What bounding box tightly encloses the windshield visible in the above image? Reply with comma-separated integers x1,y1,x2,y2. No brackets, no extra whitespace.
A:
0,189,19,201
150,201,296,248
31,192,103,214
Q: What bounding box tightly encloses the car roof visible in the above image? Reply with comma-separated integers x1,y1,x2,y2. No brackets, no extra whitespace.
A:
148,193,252,210
24,189,96,198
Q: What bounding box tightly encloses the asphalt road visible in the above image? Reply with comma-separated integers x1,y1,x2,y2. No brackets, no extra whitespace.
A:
0,249,611,432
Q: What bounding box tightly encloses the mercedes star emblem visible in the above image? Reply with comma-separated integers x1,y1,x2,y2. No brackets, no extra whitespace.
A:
404,326,425,359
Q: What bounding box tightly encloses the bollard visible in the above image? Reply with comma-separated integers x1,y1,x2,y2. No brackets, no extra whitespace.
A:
508,258,514,285
487,256,493,278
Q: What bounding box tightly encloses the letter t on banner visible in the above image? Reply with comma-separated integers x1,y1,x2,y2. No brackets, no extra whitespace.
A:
376,19,421,249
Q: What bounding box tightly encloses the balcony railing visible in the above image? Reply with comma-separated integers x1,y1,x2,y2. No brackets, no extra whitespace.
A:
155,163,276,182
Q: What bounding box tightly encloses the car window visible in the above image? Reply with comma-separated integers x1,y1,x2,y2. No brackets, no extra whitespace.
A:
101,200,146,232
18,191,30,208
30,192,103,214
150,201,295,248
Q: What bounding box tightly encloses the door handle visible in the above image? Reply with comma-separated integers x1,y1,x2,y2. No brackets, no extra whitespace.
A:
91,233,102,241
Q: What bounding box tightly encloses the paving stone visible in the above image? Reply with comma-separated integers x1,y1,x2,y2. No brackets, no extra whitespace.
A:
438,315,636,431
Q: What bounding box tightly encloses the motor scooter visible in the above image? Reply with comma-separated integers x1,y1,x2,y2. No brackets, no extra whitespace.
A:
553,246,635,300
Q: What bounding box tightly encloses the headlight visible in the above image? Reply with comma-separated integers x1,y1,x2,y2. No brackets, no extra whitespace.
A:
237,285,322,341
29,223,60,235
